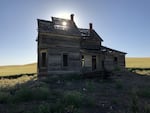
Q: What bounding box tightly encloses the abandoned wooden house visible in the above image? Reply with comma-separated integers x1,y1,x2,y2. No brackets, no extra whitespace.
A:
37,14,126,76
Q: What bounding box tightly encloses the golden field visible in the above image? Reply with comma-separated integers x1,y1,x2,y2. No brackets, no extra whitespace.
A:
0,57,150,76
126,57,150,68
0,63,37,76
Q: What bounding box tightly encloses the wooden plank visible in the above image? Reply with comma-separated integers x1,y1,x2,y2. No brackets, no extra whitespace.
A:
41,38,80,47
39,32,81,39
48,54,61,70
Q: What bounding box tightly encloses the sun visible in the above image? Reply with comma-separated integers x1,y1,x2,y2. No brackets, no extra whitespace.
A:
62,21,67,26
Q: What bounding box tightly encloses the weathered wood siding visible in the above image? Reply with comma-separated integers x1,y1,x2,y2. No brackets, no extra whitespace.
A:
103,54,115,70
103,53,125,71
117,55,125,69
81,53,104,73
81,40,100,49
81,39,101,49
97,54,103,70
48,53,61,71
38,33,81,74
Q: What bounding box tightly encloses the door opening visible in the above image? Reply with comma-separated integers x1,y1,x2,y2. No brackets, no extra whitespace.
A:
92,56,96,70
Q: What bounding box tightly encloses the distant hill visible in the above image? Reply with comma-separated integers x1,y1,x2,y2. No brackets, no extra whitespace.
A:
126,57,150,68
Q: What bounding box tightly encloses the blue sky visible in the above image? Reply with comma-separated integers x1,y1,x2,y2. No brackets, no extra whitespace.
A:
0,0,150,65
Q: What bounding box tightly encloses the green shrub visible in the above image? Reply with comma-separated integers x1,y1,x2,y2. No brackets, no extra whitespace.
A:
63,91,83,108
32,87,50,100
115,79,123,89
13,86,50,103
114,66,121,71
50,99,65,113
131,95,139,113
30,81,48,88
111,98,118,105
41,75,59,84
85,80,95,92
38,103,50,113
13,87,33,102
0,92,11,103
137,87,150,98
84,96,96,107
144,104,150,113
64,74,82,81
130,90,139,113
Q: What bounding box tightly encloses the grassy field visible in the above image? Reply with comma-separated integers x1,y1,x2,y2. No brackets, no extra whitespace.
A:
0,59,149,113
0,63,37,76
126,57,150,68
0,71,150,113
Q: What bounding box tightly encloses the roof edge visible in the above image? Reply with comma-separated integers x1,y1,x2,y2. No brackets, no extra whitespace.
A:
101,46,127,54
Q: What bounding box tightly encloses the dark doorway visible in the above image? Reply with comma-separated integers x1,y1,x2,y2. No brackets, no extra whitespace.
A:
102,60,105,69
41,52,47,67
114,57,118,65
63,54,68,67
92,56,96,70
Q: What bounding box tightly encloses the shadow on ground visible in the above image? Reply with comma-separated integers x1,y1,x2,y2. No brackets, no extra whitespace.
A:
0,70,150,113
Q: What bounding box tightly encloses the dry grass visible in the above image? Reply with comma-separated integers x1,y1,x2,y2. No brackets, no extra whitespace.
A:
0,74,37,89
0,63,37,76
126,57,150,68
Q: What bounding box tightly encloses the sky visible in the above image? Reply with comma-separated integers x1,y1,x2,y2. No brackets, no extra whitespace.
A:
0,0,150,66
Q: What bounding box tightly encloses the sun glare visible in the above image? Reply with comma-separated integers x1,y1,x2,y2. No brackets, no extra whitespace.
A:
56,12,70,19
62,21,67,26
54,11,80,27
